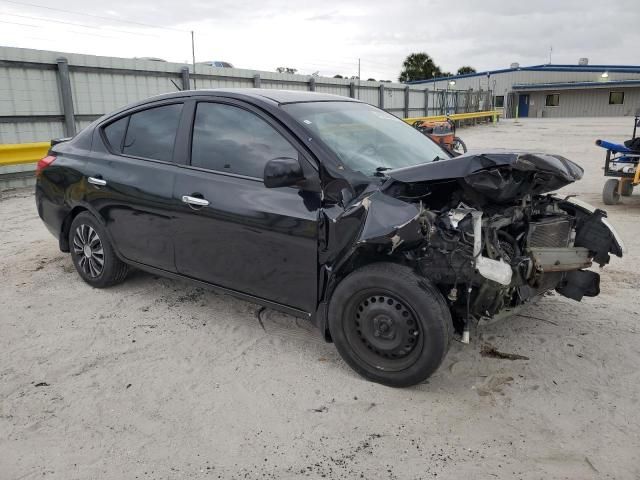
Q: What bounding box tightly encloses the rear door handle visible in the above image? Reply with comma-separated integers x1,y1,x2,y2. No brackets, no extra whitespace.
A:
88,176,107,186
181,195,210,207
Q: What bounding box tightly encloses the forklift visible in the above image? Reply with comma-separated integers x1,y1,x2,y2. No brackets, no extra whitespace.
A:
597,112,640,205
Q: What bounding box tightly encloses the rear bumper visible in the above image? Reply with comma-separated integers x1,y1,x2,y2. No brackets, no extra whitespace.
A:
35,181,68,248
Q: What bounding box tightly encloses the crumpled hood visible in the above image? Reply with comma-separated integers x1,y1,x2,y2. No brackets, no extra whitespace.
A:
387,151,584,203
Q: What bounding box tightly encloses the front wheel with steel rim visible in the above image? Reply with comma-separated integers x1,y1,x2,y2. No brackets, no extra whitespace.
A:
328,262,452,387
69,212,128,288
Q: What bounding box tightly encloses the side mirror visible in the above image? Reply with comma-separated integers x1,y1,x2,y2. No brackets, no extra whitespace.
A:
263,157,305,188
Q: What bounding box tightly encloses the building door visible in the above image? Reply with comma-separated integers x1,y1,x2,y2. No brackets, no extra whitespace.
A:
518,94,529,117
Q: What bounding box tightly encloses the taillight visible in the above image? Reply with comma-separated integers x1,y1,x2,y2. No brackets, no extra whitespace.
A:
36,155,56,175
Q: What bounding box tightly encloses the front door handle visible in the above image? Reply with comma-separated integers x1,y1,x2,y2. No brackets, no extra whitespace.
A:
88,176,107,187
182,195,210,207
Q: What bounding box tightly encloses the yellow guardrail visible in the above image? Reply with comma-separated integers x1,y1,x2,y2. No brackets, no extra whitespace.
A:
0,142,50,167
404,110,501,124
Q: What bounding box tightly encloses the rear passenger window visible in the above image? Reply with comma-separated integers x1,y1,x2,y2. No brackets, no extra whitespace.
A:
103,116,128,152
191,102,297,178
122,104,183,162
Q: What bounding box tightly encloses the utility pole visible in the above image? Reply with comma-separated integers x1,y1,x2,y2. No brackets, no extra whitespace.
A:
191,30,196,90
357,58,361,99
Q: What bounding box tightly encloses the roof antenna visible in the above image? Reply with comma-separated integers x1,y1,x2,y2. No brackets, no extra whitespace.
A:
548,45,553,65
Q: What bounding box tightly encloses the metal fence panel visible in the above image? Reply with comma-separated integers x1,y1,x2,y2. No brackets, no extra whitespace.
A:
0,46,492,143
0,65,61,116
353,86,379,106
315,84,351,97
0,120,65,144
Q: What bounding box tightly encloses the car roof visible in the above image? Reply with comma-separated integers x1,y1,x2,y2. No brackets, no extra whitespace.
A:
126,88,361,109
210,88,360,105
97,88,364,130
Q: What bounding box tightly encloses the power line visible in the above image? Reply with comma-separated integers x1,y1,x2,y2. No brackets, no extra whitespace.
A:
272,58,397,75
272,58,400,79
2,11,165,37
0,19,129,40
305,54,401,70
288,56,400,71
1,0,402,73
0,18,37,28
0,0,188,32
0,2,402,77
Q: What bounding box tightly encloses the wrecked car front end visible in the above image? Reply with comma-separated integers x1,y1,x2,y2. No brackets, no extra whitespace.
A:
320,151,624,341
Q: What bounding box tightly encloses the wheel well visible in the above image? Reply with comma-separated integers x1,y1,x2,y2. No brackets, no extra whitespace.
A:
336,250,411,286
59,206,88,252
320,249,412,342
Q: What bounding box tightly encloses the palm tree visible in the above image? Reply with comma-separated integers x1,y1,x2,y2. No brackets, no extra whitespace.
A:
399,53,442,82
457,66,476,75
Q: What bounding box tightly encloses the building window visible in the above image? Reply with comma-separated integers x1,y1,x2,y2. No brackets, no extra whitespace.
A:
545,94,560,107
609,91,624,105
495,95,505,108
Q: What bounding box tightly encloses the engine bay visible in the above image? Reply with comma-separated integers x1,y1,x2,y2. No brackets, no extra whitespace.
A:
412,195,604,333
319,151,624,341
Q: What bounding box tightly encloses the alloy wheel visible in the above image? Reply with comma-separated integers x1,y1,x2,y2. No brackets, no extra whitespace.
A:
72,224,104,278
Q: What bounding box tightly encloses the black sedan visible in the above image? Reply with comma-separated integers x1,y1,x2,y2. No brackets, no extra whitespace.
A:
36,89,624,387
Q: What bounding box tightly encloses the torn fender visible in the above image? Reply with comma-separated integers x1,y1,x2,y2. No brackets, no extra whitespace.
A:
319,190,424,268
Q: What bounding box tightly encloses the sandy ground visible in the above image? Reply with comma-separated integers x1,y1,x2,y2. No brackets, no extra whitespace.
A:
1,117,640,480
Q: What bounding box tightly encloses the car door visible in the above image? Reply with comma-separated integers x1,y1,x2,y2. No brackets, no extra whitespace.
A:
84,101,187,271
172,99,320,313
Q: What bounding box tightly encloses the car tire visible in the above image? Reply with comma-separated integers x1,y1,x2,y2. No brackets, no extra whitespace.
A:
69,212,128,288
452,137,467,154
602,179,621,205
328,262,453,387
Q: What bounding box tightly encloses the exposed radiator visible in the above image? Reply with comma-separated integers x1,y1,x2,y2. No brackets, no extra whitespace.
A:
527,217,572,248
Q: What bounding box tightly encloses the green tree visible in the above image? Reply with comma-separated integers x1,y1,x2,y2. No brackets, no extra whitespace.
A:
333,74,344,79
399,52,441,82
457,66,476,75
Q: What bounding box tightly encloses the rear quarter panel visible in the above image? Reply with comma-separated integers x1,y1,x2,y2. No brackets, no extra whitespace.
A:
35,137,91,248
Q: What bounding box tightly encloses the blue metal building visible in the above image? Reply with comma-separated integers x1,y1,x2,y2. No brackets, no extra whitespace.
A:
408,62,640,118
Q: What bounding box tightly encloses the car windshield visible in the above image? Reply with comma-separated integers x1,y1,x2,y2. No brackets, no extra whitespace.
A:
282,101,449,176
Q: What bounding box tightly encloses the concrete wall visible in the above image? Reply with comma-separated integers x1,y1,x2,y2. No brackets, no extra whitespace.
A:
0,46,490,144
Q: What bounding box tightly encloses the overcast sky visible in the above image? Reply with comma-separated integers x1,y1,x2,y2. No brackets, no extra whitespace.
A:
1,0,639,80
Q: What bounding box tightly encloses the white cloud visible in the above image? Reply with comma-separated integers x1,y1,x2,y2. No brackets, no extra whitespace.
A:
1,0,638,81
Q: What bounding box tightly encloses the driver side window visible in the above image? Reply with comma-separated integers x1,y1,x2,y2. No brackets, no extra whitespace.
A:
191,102,297,178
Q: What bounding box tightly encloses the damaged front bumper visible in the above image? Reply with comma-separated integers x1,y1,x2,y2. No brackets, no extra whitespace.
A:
460,197,623,323
472,196,623,297
316,151,624,340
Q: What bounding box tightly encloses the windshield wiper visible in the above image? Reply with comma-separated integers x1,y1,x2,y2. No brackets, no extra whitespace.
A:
374,166,392,176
